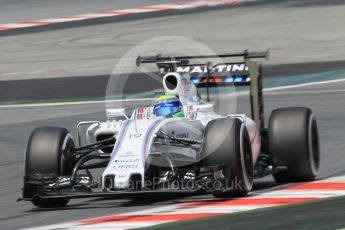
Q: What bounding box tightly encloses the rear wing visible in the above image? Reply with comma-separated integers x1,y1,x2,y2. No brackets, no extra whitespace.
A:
136,50,269,87
136,50,269,131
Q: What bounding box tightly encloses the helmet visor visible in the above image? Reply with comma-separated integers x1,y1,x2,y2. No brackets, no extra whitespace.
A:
154,99,180,117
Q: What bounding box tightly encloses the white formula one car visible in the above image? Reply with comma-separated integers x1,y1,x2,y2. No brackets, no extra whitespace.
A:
21,51,320,208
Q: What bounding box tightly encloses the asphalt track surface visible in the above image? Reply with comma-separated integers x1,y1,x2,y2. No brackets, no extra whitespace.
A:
1,79,345,229
1,0,345,81
2,61,345,104
1,0,345,229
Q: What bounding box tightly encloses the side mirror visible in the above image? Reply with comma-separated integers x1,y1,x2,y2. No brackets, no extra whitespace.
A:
106,108,128,119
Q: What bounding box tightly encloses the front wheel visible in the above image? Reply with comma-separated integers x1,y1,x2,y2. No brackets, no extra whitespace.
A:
24,127,75,208
204,117,253,197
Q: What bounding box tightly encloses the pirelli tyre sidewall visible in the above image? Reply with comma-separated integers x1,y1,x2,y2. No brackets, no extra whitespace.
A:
204,117,253,197
268,107,320,183
24,127,75,208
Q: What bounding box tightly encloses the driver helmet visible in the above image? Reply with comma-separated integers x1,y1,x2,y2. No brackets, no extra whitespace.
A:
153,94,183,118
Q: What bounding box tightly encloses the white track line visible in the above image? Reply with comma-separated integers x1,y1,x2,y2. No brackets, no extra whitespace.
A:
0,0,250,32
1,77,345,109
264,89,345,95
321,175,345,182
165,205,275,213
25,222,168,230
264,78,345,92
0,98,155,109
254,190,345,198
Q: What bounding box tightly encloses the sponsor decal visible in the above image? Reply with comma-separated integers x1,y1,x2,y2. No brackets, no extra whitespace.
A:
175,64,248,74
175,132,189,138
116,174,127,179
113,164,139,169
113,159,140,169
128,133,142,138
118,151,140,157
114,159,140,163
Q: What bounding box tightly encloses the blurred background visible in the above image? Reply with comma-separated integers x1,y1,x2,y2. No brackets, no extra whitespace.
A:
0,0,344,229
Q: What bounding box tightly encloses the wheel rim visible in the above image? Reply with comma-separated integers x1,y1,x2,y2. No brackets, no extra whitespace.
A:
240,125,253,191
60,134,74,175
308,114,320,176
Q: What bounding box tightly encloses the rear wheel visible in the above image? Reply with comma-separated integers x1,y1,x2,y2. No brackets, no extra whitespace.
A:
24,127,75,208
268,107,320,183
204,117,253,197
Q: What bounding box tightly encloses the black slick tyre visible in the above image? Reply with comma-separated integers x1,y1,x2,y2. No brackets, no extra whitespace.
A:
204,117,253,197
268,107,320,183
24,127,75,208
